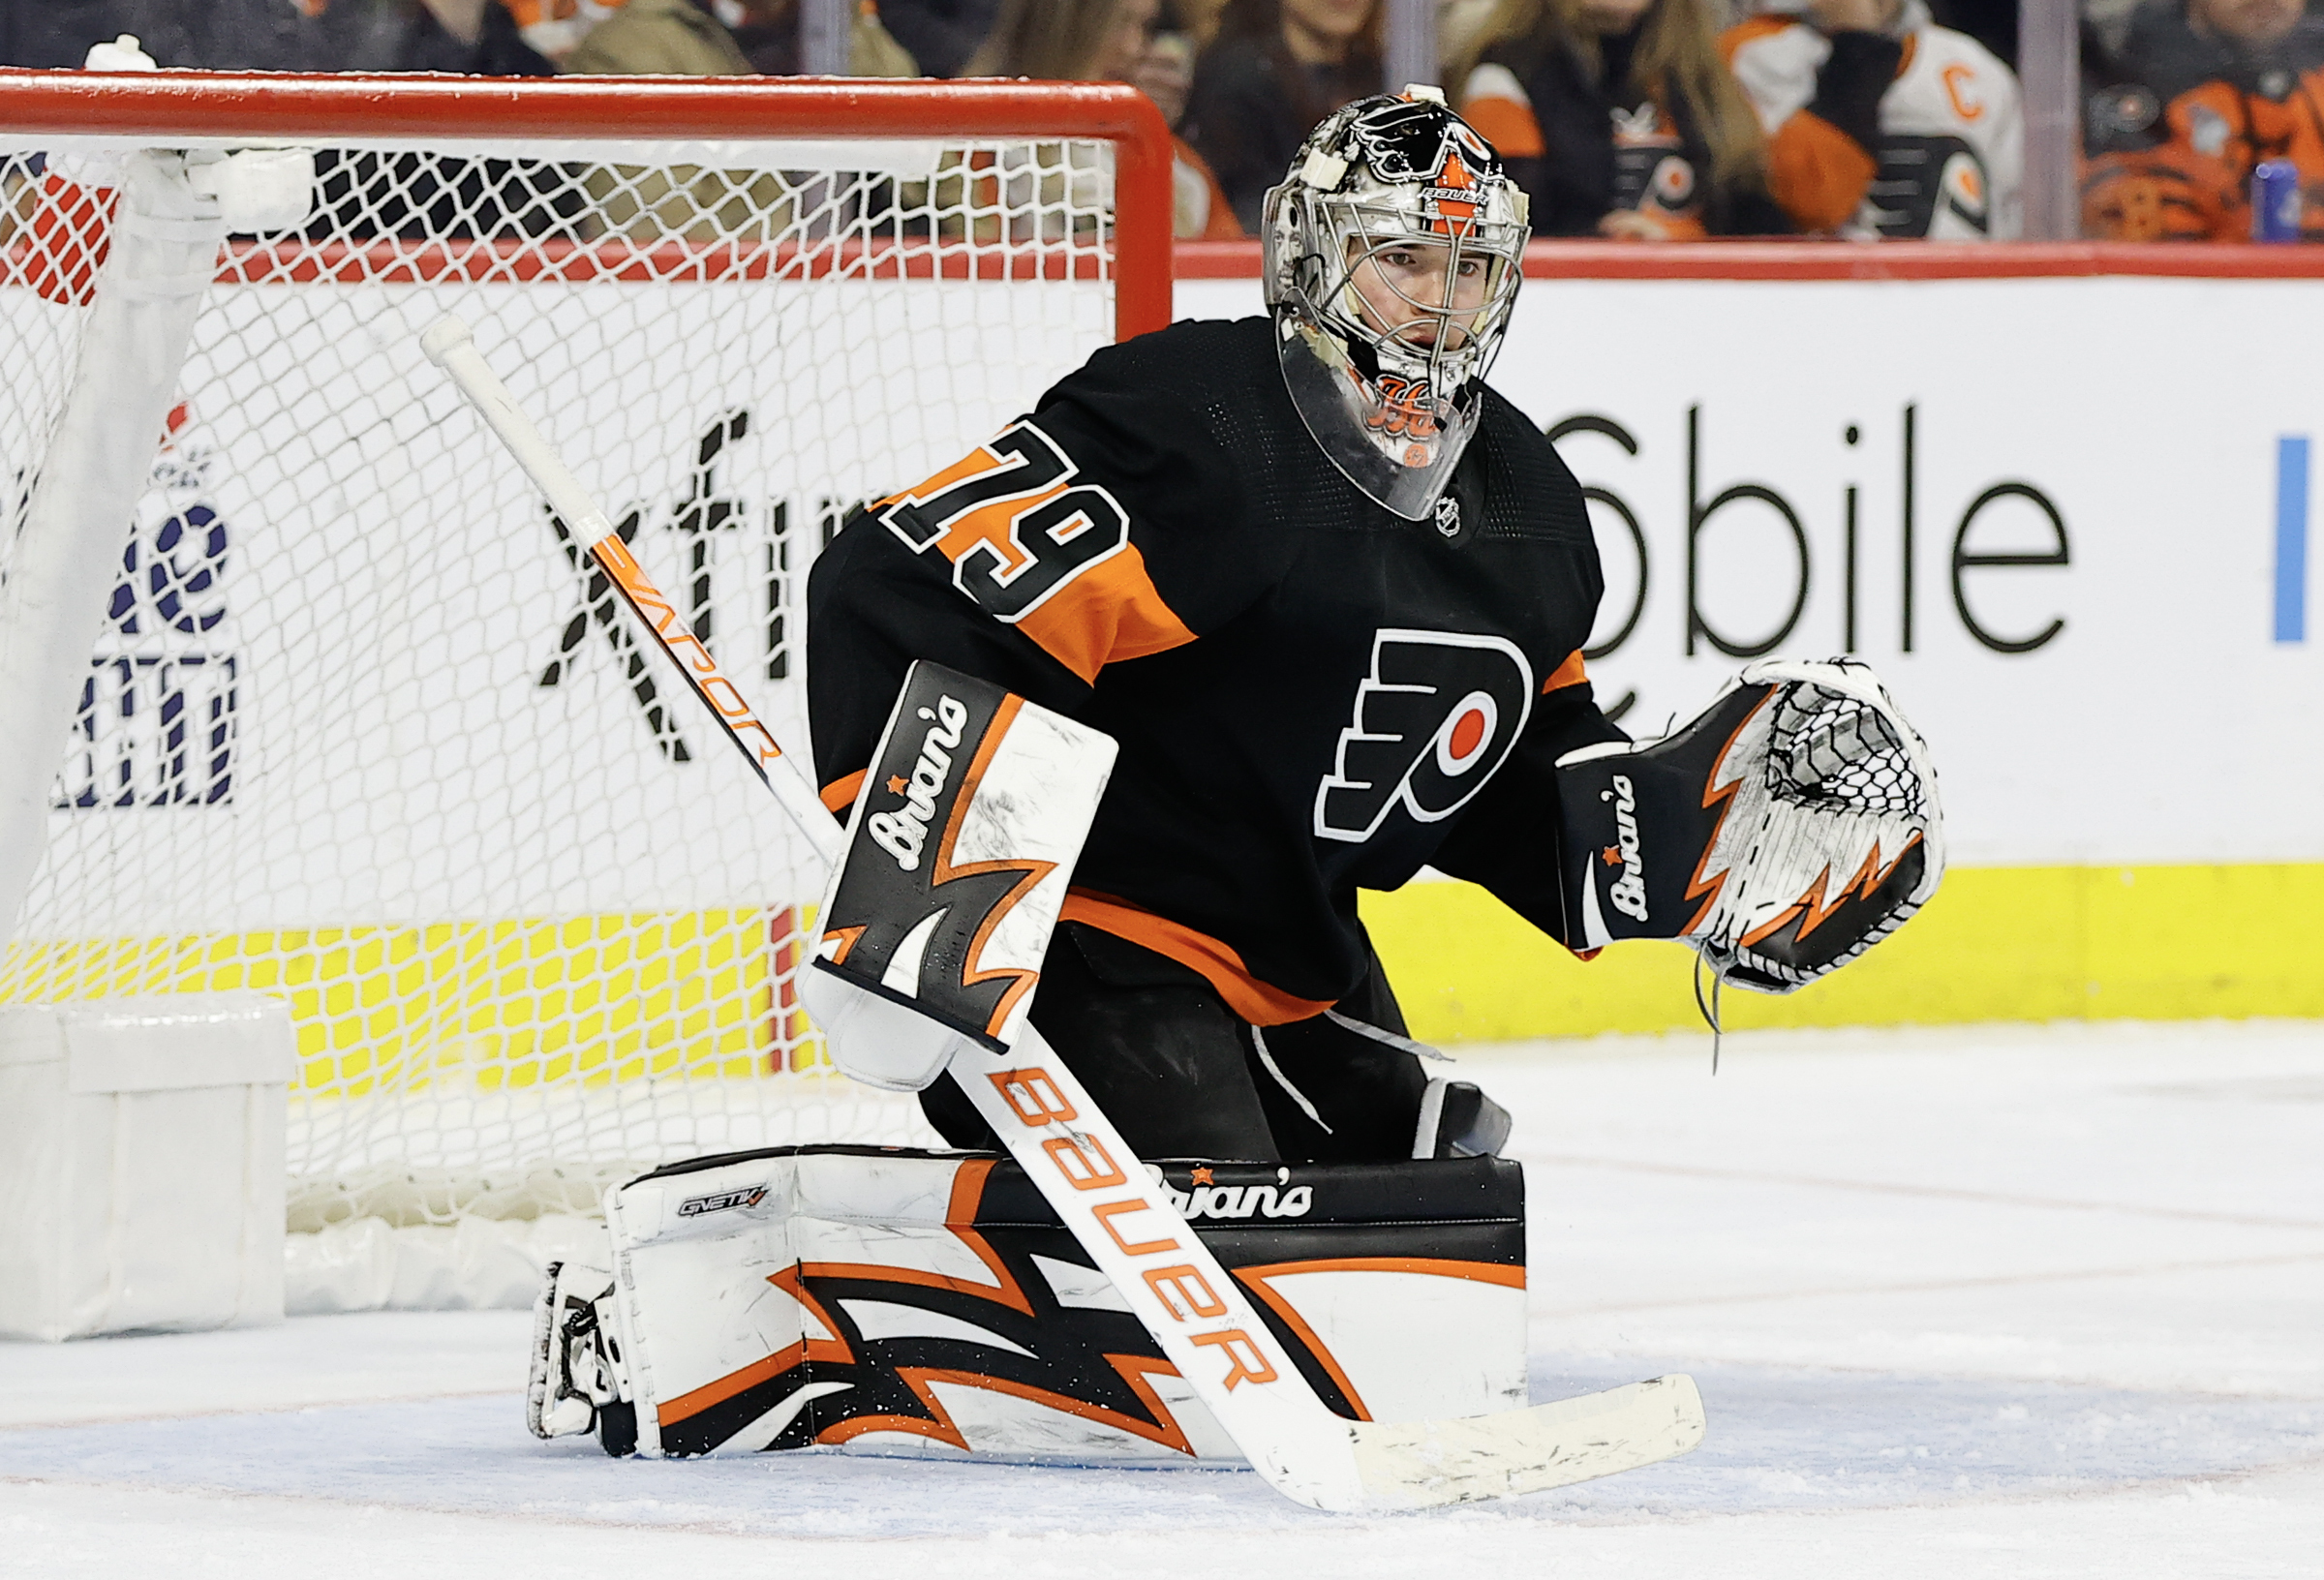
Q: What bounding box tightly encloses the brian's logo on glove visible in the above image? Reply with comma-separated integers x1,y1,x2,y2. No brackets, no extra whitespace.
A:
1313,629,1532,843
1602,774,1648,922
1555,659,1943,993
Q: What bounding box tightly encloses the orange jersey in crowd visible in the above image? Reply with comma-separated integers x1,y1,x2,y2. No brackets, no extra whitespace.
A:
1174,137,1246,240
1456,31,1793,240
2083,17,2324,241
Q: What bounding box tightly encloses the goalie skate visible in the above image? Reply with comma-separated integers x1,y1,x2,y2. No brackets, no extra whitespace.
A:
527,1258,633,1452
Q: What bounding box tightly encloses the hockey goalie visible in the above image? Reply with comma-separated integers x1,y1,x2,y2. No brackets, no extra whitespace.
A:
512,91,1942,1488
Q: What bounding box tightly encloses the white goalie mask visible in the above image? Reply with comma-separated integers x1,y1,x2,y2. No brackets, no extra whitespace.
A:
1263,90,1530,521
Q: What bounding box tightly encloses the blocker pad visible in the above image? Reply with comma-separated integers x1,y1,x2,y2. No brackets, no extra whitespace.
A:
803,662,1116,1089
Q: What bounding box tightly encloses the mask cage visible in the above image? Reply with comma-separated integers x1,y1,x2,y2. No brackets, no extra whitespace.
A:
1293,189,1525,420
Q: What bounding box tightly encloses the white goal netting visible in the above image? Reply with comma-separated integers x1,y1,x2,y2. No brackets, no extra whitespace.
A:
0,84,1147,1230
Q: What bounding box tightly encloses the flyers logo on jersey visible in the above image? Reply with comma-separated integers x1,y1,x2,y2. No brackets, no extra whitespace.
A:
876,421,1132,623
1313,630,1533,842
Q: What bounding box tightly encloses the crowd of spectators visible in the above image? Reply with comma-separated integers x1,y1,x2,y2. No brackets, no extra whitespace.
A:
2081,0,2324,238
1457,0,1789,238
0,1,551,75
6,0,2324,241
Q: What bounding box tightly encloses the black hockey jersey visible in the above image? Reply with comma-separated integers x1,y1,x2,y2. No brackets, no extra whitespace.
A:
807,316,1624,1023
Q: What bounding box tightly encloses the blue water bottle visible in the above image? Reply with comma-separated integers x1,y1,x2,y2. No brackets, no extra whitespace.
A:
2251,159,2302,241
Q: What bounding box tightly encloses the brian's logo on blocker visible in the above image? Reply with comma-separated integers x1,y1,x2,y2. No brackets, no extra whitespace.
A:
678,1184,768,1218
866,694,968,872
1314,630,1533,842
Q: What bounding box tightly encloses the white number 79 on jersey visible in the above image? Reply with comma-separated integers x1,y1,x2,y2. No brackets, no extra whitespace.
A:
876,421,1132,623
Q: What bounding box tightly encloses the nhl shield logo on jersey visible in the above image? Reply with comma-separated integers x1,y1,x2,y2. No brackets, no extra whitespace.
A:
1313,629,1533,842
1432,494,1460,537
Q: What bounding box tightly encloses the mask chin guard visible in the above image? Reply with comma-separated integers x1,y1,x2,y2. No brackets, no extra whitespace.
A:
1277,316,1482,521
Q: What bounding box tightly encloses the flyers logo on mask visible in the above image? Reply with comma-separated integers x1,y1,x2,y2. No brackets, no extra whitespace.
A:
1313,629,1534,842
1348,97,1501,189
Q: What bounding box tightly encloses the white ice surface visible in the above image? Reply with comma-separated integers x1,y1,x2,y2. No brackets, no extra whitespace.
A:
4,1019,2320,1577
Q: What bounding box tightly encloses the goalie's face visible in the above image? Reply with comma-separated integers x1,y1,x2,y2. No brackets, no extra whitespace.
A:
1344,236,1493,350
1310,184,1526,386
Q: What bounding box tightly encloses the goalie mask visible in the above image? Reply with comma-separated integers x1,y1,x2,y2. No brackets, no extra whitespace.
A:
1263,90,1530,522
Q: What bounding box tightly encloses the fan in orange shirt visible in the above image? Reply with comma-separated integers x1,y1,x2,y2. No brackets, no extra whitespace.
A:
1721,0,2023,238
2083,0,2324,240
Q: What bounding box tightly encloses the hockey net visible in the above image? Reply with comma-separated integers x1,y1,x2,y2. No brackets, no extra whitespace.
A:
0,76,1172,1231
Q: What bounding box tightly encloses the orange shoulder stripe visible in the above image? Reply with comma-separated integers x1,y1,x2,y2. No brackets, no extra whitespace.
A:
889,438,1201,684
1013,540,1197,683
1058,890,1336,1027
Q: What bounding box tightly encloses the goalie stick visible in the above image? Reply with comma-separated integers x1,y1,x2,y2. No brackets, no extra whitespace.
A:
421,314,1704,1512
